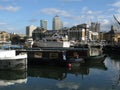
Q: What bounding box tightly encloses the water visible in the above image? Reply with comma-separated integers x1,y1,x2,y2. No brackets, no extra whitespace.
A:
0,55,120,90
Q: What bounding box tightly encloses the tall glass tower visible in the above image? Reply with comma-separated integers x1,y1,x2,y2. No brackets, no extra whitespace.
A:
52,15,63,30
40,20,47,30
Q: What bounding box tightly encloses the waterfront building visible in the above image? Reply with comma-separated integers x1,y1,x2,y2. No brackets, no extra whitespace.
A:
68,23,89,43
89,22,100,41
32,23,90,43
104,25,120,45
99,32,106,41
52,15,63,30
32,27,68,40
89,31,99,41
40,20,47,30
95,22,100,32
90,22,96,32
26,25,37,38
90,22,100,32
32,22,102,44
0,31,10,45
32,27,46,40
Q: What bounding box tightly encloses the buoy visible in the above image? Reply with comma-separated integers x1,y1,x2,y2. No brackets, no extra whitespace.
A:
68,63,72,68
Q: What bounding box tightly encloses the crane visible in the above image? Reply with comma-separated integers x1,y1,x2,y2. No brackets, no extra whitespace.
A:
113,15,120,25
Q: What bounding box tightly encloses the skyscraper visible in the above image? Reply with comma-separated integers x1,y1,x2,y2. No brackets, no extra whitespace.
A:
52,15,63,30
90,22,100,32
90,22,96,32
95,22,100,32
40,20,47,30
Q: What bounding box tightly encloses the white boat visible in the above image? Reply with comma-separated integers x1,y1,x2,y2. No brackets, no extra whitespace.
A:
34,33,70,48
0,50,27,70
36,40,70,48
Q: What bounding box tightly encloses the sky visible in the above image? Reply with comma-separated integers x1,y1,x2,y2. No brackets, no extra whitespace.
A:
0,0,120,34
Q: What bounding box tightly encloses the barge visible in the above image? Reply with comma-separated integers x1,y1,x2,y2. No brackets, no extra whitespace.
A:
0,50,27,70
17,47,89,67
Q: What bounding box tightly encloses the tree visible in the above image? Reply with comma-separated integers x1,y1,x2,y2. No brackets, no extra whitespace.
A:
10,35,21,44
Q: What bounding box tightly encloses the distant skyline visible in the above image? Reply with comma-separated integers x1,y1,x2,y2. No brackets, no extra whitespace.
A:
0,0,120,34
53,15,63,30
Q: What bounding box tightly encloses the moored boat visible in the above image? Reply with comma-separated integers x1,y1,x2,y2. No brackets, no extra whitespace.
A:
33,33,70,48
0,50,27,70
84,54,106,63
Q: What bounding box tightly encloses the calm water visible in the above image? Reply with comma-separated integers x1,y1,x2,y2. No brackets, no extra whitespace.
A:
0,55,120,90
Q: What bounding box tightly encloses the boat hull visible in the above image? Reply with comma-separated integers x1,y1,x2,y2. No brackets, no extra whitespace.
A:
84,54,106,63
0,50,27,70
0,54,27,70
0,58,27,70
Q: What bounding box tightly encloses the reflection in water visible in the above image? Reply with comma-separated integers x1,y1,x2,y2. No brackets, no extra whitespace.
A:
0,71,27,86
1,54,120,90
27,48,107,80
27,62,108,80
107,54,120,89
28,65,67,80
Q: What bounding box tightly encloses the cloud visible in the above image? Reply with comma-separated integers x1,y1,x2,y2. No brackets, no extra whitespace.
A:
41,8,85,21
0,5,20,12
41,8,87,26
112,1,120,7
0,22,7,25
63,21,70,27
102,19,110,25
41,6,113,32
80,7,113,32
81,7,102,15
100,19,112,32
29,18,38,23
41,8,72,18
41,7,103,21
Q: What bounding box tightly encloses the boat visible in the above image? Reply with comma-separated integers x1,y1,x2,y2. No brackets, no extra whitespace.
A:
35,40,70,48
83,47,106,63
81,62,107,70
84,54,106,63
0,50,27,70
33,33,70,48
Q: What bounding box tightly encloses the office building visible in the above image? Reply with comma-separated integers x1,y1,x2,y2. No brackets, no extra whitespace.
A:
0,31,10,42
90,22,100,32
26,25,37,37
40,20,47,30
52,15,63,30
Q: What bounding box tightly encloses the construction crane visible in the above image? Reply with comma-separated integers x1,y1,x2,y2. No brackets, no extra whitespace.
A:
113,15,120,25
